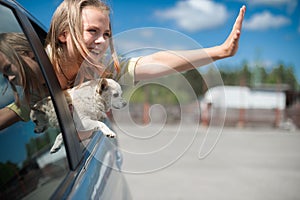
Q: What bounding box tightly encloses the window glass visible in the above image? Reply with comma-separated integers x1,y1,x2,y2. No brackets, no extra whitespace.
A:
0,4,68,199
0,5,22,33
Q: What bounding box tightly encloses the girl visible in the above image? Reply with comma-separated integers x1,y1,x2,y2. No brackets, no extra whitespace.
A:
0,33,48,129
45,0,246,90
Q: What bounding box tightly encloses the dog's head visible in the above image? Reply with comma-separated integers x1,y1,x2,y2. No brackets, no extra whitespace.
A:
96,78,127,111
30,98,50,133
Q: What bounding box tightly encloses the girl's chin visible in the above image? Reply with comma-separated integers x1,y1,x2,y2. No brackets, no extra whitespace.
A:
89,50,104,58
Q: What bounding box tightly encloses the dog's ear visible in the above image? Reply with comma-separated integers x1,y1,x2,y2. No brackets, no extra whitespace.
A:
97,78,108,95
33,97,51,113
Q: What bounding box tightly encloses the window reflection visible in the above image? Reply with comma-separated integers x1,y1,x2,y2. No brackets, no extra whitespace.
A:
0,122,68,199
0,4,69,199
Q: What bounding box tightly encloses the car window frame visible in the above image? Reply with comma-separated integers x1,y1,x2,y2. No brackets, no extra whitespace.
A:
0,0,84,170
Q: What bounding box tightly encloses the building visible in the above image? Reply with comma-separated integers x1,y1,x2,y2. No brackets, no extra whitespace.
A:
201,86,286,127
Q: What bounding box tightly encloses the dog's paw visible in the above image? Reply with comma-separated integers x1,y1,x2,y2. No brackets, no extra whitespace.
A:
103,131,116,138
50,133,63,154
50,146,61,154
93,125,116,138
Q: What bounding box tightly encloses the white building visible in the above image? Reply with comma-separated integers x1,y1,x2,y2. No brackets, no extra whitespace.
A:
203,86,286,110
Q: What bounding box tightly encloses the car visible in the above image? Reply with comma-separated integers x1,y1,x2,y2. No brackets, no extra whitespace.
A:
0,0,131,199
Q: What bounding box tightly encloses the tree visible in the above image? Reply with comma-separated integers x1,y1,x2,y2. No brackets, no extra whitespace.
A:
239,63,251,86
182,68,204,97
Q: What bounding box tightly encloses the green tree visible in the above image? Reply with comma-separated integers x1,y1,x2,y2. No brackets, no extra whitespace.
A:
182,68,204,97
238,63,252,86
265,64,298,90
0,161,19,191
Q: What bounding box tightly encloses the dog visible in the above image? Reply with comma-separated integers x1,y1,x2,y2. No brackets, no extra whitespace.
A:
30,78,127,153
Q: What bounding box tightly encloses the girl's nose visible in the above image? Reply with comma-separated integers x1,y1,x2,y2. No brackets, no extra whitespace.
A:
8,75,16,82
95,35,106,44
8,75,16,83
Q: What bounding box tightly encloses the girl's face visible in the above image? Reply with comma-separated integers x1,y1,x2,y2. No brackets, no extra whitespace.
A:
0,51,21,86
82,6,111,59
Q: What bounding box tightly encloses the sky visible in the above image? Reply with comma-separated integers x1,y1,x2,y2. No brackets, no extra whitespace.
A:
15,0,300,82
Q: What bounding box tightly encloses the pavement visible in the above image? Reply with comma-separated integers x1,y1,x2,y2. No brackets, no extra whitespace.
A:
113,123,300,200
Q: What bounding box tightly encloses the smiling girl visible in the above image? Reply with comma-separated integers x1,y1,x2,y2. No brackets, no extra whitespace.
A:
46,0,246,90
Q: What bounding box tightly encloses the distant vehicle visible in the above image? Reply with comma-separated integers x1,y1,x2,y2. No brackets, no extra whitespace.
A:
0,0,131,199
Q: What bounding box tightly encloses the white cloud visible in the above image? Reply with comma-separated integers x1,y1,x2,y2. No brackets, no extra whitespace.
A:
244,11,291,31
249,0,295,5
247,0,297,14
155,0,229,32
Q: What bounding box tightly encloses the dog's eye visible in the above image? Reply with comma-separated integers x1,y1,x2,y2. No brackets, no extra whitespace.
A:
113,93,119,98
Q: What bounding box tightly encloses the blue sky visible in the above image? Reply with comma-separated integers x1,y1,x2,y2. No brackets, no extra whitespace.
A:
16,0,300,82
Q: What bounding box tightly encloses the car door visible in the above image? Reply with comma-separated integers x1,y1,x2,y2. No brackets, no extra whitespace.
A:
0,1,73,199
0,0,131,199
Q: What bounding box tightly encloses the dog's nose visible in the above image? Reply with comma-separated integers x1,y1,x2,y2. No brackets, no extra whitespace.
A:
34,126,46,134
122,102,127,107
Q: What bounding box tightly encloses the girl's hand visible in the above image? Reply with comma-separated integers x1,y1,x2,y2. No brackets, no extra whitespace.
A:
220,5,246,58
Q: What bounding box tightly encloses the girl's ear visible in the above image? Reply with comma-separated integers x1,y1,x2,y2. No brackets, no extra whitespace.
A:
58,32,67,43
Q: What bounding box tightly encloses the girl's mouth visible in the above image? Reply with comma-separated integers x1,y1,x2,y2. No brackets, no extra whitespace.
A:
89,47,104,55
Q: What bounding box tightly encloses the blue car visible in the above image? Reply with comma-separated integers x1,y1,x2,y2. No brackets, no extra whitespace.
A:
0,0,131,199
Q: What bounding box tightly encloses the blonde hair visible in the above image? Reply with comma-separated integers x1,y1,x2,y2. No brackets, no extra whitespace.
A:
0,32,45,106
46,0,120,87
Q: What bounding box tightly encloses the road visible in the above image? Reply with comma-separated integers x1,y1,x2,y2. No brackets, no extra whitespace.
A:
113,123,300,200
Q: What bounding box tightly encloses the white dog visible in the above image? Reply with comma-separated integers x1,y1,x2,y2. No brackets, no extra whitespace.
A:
30,78,127,153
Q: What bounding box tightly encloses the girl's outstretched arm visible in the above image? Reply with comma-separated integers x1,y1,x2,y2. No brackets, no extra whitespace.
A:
135,5,246,81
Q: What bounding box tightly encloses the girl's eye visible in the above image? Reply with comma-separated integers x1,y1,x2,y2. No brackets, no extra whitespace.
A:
87,29,97,34
103,32,111,39
3,64,11,74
